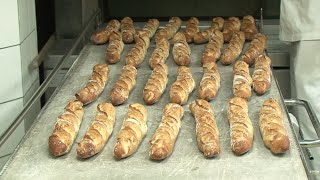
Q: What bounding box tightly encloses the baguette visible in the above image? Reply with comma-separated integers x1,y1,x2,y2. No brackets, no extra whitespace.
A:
110,65,137,105
193,17,223,44
120,17,135,43
106,31,124,64
201,30,224,64
77,103,116,158
149,103,184,160
48,100,84,156
149,38,170,69
241,15,258,41
143,63,168,105
241,33,267,65
212,17,224,31
155,17,182,42
222,17,241,42
228,97,253,155
189,99,220,157
253,55,272,95
198,62,220,101
172,32,191,66
260,98,289,154
184,17,200,43
125,31,150,68
220,31,245,65
114,103,147,159
91,19,120,45
142,19,160,39
233,61,252,99
170,66,195,105
76,64,109,105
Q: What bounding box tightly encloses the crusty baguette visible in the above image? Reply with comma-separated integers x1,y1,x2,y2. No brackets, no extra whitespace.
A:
48,100,84,156
125,31,150,68
253,55,272,95
233,61,252,99
260,98,289,154
155,17,182,42
149,103,184,160
106,31,124,64
120,17,135,43
170,66,195,105
142,19,160,39
222,17,241,42
193,17,223,44
228,97,253,155
184,17,200,43
212,17,224,31
143,63,168,105
114,103,147,159
241,33,267,65
189,99,220,157
172,32,191,66
201,30,224,64
77,103,116,158
149,38,170,69
220,31,245,65
91,19,120,45
110,65,137,105
198,62,220,101
241,15,258,41
76,64,109,105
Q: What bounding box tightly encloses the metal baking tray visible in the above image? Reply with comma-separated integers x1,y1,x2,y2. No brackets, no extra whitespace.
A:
0,23,307,179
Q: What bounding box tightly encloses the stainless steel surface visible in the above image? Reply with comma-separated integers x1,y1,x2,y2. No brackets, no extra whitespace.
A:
0,25,307,178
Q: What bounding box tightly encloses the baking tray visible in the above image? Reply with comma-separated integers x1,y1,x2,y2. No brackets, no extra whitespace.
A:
1,23,307,180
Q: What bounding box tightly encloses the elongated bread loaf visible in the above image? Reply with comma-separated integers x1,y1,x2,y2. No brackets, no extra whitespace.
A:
77,103,116,158
222,17,241,42
114,103,147,159
143,63,168,105
149,38,170,69
48,100,84,156
149,103,184,160
125,31,150,68
106,31,124,64
198,62,220,101
228,97,253,155
241,33,267,65
76,64,109,105
142,19,160,39
241,15,258,41
212,17,224,31
120,17,135,43
253,55,272,95
91,19,120,44
220,31,245,65
170,66,195,105
233,61,252,99
155,17,182,42
189,99,220,157
172,32,191,66
184,17,200,43
194,17,224,44
201,30,224,64
110,65,137,105
260,98,289,154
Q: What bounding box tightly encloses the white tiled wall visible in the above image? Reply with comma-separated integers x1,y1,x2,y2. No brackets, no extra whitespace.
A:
18,0,36,42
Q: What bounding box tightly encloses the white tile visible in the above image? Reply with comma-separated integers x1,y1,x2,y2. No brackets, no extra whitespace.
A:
0,46,23,103
18,0,36,41
0,0,20,48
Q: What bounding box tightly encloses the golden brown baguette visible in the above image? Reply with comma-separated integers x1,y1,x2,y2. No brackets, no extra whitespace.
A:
114,103,147,159
172,32,191,66
193,17,223,44
241,33,267,65
228,97,253,155
241,15,258,41
149,103,184,160
76,64,109,105
233,61,252,99
201,30,224,64
155,17,182,42
260,98,289,154
222,17,241,42
110,65,137,105
189,99,220,157
149,38,170,69
48,100,84,156
91,19,120,45
220,31,245,65
170,66,195,105
120,17,135,43
253,55,272,95
77,103,116,158
143,63,168,105
142,19,160,39
125,31,150,68
212,17,224,31
184,17,200,43
106,31,124,64
198,62,220,101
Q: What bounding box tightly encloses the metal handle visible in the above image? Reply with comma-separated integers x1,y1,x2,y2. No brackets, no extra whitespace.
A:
284,99,320,148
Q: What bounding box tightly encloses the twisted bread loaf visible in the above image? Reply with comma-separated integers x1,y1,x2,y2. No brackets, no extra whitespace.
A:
106,31,124,64
142,19,160,39
120,17,135,43
198,62,220,101
193,17,224,44
184,17,200,43
241,33,267,65
201,30,224,64
149,38,170,69
91,19,120,44
241,15,258,41
220,31,245,65
172,32,191,66
125,31,150,68
222,17,241,42
212,17,224,31
253,55,272,95
155,17,182,42
233,61,252,99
